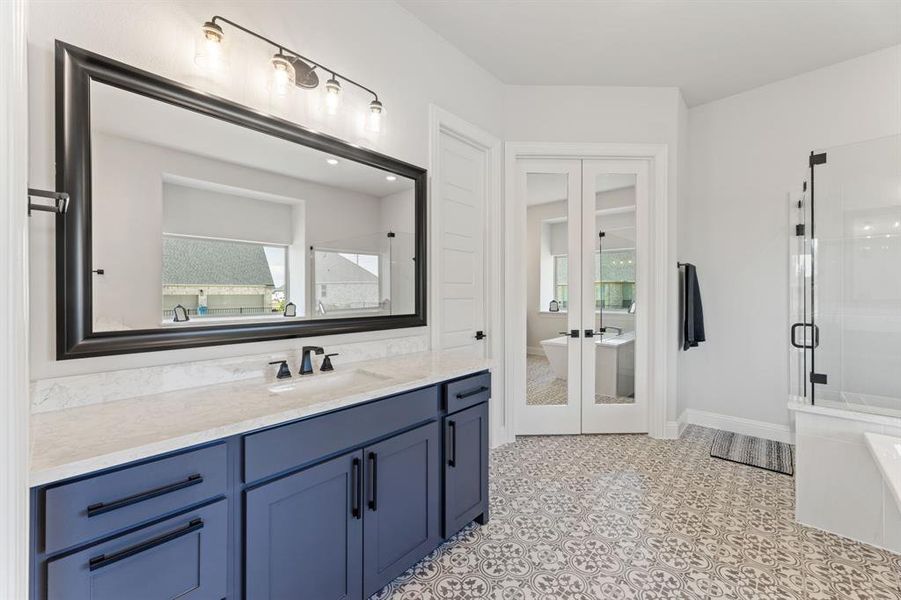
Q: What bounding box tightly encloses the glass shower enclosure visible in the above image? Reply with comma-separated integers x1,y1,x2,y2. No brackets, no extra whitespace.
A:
790,134,901,417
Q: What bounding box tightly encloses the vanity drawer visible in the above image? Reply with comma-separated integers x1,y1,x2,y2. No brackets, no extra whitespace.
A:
444,372,491,414
43,443,227,555
46,499,227,600
244,385,439,484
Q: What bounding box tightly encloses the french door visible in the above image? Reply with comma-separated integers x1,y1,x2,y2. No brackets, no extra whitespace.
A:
518,158,648,435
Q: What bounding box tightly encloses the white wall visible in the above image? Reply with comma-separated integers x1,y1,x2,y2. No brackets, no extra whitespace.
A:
27,0,504,378
506,85,684,422
679,45,901,430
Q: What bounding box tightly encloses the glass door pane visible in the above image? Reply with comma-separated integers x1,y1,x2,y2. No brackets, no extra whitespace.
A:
809,134,901,417
518,160,583,434
580,161,647,434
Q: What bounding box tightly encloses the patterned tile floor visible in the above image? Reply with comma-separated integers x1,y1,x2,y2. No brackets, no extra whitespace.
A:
373,426,901,600
526,355,632,406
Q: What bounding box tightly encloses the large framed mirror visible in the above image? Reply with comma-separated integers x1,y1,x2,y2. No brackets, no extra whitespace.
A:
55,42,426,359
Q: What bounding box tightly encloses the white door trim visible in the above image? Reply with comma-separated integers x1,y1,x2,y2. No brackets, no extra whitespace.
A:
505,142,672,439
428,106,508,447
0,0,31,596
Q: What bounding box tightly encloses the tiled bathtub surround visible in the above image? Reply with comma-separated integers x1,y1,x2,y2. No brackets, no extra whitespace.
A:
375,426,901,600
30,333,427,413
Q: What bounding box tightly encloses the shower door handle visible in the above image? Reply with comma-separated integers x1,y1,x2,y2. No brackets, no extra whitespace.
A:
791,323,819,349
558,330,579,338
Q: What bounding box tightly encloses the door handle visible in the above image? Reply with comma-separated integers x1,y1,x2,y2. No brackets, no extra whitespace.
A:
88,518,203,571
474,330,486,340
558,330,579,338
351,457,361,519
447,420,457,467
791,323,819,349
86,474,203,518
367,452,378,511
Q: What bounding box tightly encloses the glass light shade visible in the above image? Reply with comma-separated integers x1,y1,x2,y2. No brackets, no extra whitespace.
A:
194,21,228,73
367,99,383,133
269,53,296,97
324,77,342,115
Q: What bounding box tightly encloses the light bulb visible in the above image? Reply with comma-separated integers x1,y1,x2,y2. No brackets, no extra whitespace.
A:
269,52,295,97
324,77,341,115
194,21,227,72
367,99,383,133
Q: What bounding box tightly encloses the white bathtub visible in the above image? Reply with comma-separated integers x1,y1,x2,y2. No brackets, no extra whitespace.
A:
540,331,635,398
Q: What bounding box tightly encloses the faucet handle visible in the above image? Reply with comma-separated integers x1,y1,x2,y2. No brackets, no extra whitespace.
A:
321,353,339,372
268,360,292,379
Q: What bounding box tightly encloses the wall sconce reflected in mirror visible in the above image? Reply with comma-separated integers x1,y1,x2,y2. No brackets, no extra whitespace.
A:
283,302,297,317
173,304,190,322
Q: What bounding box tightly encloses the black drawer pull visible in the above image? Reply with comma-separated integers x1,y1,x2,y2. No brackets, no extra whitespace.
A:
351,457,361,519
447,420,457,467
456,386,489,400
367,452,378,511
88,518,203,571
86,474,203,518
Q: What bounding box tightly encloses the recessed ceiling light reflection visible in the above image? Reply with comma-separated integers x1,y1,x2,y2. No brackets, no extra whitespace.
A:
326,158,339,165
385,175,397,181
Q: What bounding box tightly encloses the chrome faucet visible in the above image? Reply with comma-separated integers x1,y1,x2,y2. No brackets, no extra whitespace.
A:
299,346,324,375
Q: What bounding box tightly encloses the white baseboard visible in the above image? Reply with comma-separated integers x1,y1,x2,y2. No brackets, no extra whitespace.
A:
663,419,688,439
680,408,794,444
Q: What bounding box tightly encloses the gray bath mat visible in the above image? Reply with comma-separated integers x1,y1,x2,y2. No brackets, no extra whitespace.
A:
710,430,794,476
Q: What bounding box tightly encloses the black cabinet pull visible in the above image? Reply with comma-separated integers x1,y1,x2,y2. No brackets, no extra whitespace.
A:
367,452,378,511
447,420,457,467
456,386,489,400
88,518,203,571
351,457,361,519
86,474,203,518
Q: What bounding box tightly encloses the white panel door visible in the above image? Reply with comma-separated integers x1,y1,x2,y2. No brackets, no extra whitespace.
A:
517,159,582,434
436,132,486,353
580,159,648,433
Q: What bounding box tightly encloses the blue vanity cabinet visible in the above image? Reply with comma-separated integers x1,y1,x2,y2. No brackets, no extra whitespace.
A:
45,499,227,600
32,372,491,600
245,451,363,600
443,401,490,537
362,422,441,597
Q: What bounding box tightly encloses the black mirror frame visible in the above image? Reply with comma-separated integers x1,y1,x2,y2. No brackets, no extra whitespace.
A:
55,41,427,360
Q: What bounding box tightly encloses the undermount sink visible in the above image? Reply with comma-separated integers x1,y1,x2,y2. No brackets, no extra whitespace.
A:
268,369,392,395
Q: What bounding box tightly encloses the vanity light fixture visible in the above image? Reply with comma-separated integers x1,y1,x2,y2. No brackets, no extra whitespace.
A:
269,51,296,96
195,16,382,124
324,76,342,115
194,21,228,72
368,99,383,133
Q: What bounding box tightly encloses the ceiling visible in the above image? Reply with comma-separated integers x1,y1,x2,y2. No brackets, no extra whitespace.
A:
398,0,901,106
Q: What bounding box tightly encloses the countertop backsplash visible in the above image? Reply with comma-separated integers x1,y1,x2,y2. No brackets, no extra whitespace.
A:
31,334,428,414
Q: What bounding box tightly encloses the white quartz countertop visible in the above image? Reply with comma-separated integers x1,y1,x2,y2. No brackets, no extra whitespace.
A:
30,351,491,487
864,432,901,512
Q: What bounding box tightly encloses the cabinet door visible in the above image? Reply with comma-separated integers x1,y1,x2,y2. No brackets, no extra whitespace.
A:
444,402,489,537
245,451,363,600
46,499,227,600
362,422,440,597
